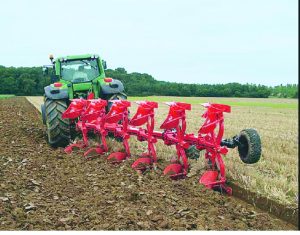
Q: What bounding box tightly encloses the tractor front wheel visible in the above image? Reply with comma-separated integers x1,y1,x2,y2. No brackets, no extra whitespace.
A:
237,128,261,164
44,98,71,147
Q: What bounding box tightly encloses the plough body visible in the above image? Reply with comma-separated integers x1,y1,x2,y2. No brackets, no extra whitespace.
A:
62,98,261,195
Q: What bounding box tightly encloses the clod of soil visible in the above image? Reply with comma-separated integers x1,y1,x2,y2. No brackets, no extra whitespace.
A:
0,98,296,230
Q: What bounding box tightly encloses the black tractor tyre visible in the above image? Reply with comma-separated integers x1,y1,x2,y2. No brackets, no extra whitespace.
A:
237,128,261,164
45,98,71,147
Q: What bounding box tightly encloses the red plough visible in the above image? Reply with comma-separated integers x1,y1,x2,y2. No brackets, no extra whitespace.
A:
129,101,158,172
105,100,131,163
62,99,89,153
62,99,262,194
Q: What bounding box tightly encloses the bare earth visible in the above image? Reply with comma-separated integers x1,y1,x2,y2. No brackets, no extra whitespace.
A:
0,97,296,230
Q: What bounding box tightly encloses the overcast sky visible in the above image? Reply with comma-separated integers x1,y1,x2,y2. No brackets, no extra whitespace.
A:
0,0,298,86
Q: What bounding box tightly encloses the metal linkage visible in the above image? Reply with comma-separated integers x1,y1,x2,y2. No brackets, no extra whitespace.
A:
105,100,131,163
159,102,191,179
62,99,108,158
81,99,108,158
196,103,232,194
62,99,89,153
128,101,158,172
62,99,234,194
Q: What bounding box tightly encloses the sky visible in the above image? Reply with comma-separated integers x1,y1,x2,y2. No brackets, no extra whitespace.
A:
0,0,298,86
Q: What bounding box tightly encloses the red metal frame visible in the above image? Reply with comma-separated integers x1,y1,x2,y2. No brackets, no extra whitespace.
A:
62,99,233,194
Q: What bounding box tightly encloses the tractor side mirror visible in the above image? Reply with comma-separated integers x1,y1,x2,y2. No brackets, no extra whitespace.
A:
102,60,107,70
50,74,59,83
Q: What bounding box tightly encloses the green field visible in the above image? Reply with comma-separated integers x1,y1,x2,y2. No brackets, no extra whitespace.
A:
0,94,15,99
129,96,298,109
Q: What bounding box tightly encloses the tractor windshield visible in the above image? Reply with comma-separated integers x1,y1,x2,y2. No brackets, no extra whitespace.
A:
60,58,100,83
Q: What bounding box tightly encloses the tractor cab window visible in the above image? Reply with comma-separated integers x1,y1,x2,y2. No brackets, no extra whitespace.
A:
61,59,100,83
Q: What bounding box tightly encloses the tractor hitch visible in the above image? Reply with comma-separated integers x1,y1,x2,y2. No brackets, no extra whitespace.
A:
220,136,240,149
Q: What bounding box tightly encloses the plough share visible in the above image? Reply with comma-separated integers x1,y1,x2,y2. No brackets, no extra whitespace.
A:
62,98,261,195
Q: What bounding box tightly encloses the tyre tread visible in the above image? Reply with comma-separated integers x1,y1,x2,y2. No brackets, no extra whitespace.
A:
45,98,70,147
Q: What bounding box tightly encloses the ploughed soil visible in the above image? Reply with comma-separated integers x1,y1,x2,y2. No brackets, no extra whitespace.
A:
0,98,296,230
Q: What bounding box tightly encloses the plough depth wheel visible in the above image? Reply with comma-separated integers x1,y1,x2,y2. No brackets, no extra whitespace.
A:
237,128,261,164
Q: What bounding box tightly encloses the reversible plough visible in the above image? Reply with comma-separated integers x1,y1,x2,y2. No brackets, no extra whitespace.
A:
62,98,262,195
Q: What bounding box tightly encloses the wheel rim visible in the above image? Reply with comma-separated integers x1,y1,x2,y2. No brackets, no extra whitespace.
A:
238,134,249,160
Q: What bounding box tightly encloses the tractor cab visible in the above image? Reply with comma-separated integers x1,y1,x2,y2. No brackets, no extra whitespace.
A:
54,54,106,83
43,54,109,99
60,58,100,83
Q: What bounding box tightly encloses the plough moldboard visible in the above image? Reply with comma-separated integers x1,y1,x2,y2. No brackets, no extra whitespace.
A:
62,98,262,195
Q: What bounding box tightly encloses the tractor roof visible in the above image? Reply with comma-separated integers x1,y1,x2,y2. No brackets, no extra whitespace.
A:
55,54,100,62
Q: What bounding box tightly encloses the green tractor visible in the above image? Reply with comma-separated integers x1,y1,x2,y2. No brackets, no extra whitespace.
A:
41,54,127,147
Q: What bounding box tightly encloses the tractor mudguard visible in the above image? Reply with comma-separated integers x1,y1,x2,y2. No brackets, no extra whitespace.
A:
100,79,124,95
44,85,69,100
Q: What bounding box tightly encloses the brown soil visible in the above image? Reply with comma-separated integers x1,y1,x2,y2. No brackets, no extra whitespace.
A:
0,98,297,230
230,183,298,226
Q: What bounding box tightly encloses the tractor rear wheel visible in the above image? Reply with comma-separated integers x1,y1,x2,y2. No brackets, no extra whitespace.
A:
106,93,127,112
237,128,261,164
45,98,71,147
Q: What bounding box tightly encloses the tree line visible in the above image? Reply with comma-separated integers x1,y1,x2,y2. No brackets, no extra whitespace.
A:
0,65,298,98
